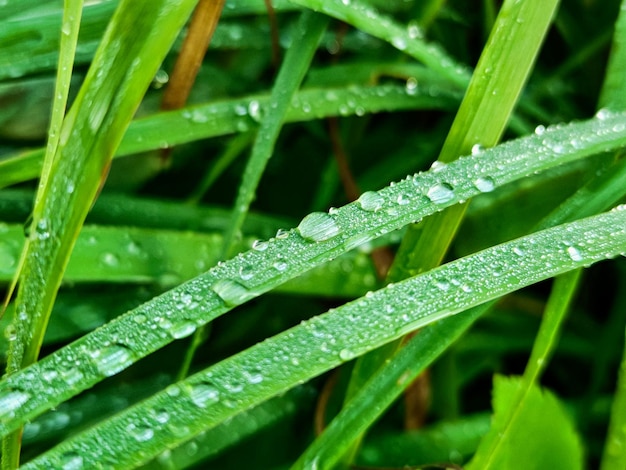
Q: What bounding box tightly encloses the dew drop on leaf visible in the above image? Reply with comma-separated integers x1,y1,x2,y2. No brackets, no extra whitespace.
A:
339,348,356,361
426,182,455,204
90,344,134,377
357,191,384,212
297,212,341,242
169,321,197,339
474,176,495,193
0,388,30,420
567,245,583,261
189,382,220,408
212,279,256,307
59,451,84,470
126,423,154,442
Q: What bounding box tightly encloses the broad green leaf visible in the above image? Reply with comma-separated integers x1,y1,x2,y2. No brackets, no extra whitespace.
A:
467,376,584,470
20,207,626,468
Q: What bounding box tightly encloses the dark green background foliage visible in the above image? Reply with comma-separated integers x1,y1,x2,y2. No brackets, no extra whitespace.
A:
1,0,626,469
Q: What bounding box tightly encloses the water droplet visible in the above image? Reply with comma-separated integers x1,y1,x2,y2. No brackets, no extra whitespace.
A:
35,218,51,240
60,364,84,386
405,77,418,95
534,125,546,135
0,389,30,420
272,259,288,272
339,348,356,361
60,452,84,470
276,228,290,239
513,246,525,256
391,36,407,50
239,264,254,281
153,409,170,424
471,144,484,155
407,22,423,39
357,191,384,212
244,368,264,384
169,321,197,339
426,183,455,204
126,423,154,442
429,160,447,172
91,344,133,377
252,239,268,251
595,108,613,120
190,110,208,123
212,279,256,307
474,176,495,193
189,382,220,408
434,279,450,291
100,252,120,268
396,193,410,205
566,245,583,261
248,100,262,122
297,212,341,242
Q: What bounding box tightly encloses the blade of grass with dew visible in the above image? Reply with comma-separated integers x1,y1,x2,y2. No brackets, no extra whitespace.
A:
179,10,328,378
390,0,561,282
1,110,626,439
19,206,626,469
0,0,83,325
4,0,199,373
340,0,559,461
290,148,626,469
2,0,199,466
220,10,328,256
0,82,461,189
138,385,316,469
0,224,380,297
467,269,583,469
290,0,470,88
1,1,83,467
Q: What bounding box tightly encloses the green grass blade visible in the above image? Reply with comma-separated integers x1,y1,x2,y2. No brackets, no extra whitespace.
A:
20,207,626,469
0,82,460,189
291,0,470,87
291,304,490,470
221,10,329,256
340,0,560,461
0,110,626,440
391,0,560,281
5,0,199,372
599,0,626,110
0,1,83,466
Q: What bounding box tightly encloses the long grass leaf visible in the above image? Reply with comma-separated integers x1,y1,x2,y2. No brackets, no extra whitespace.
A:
21,207,626,469
0,82,461,189
0,111,625,439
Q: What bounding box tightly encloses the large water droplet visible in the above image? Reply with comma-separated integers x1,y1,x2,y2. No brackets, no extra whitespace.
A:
566,245,583,261
339,348,356,361
126,423,154,442
248,100,262,122
0,389,30,420
474,176,495,193
212,279,256,307
426,183,455,204
91,344,133,377
297,212,341,242
357,191,384,212
189,382,220,408
169,321,197,339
